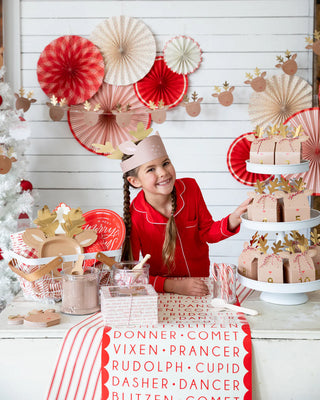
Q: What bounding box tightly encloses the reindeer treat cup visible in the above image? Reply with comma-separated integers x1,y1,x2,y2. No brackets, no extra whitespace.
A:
120,132,168,174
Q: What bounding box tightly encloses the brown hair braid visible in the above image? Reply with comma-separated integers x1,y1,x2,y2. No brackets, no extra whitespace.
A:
121,175,134,261
162,187,177,272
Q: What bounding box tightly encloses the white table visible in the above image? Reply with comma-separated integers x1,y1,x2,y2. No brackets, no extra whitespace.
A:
1,290,320,400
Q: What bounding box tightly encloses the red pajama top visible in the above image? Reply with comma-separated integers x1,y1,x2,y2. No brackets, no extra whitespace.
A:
130,178,239,292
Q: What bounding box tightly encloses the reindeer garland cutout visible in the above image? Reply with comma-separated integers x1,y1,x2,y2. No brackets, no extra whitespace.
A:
15,89,37,113
111,103,133,128
46,95,68,122
244,68,267,92
147,100,169,124
275,50,298,75
0,146,17,175
211,82,235,107
181,92,203,117
305,30,320,55
22,206,98,276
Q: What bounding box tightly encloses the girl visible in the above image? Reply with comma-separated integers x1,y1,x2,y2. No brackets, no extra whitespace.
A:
119,132,250,297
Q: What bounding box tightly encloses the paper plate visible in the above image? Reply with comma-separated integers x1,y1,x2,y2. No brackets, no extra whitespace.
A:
82,209,125,266
134,56,188,109
227,133,272,186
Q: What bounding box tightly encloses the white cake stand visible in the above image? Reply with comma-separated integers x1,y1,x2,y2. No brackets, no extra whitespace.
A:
246,159,310,176
238,273,320,305
239,160,320,305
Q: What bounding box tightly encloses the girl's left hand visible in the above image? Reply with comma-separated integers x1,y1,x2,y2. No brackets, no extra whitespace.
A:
228,198,251,231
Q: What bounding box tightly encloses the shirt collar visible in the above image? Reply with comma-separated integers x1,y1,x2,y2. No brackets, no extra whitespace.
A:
132,179,186,223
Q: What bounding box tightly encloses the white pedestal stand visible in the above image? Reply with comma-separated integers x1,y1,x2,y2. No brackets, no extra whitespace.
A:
240,161,320,305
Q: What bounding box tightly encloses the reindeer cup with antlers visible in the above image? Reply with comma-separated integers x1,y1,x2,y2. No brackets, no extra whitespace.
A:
22,206,98,276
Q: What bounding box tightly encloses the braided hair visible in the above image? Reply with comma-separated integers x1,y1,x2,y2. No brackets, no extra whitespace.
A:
121,156,178,271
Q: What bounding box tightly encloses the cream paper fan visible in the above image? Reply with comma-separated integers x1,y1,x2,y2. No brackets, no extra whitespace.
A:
248,74,312,128
90,15,156,86
163,36,202,75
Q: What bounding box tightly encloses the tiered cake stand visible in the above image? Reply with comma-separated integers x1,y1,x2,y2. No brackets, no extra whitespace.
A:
238,160,320,305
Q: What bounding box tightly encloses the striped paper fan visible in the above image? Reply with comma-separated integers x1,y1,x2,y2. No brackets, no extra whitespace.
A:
248,74,312,128
90,16,156,86
284,107,320,195
68,82,151,155
37,35,105,105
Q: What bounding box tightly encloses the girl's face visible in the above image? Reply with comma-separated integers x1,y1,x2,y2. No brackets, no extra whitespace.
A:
127,156,176,198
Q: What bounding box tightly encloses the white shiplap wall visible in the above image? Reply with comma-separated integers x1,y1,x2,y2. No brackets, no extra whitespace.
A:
3,0,315,264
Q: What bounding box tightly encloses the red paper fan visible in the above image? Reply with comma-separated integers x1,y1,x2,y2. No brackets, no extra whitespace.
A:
68,82,151,155
284,107,320,195
134,56,188,109
227,133,272,186
82,209,125,266
37,35,105,105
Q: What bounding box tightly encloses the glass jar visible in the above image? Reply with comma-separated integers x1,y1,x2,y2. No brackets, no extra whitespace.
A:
111,261,150,286
213,263,237,304
61,267,100,315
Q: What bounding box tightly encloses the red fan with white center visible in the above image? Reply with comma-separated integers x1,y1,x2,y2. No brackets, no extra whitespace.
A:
37,35,105,105
134,56,188,109
227,133,272,186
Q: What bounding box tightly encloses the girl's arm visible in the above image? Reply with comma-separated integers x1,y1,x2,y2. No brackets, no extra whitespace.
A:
227,198,251,231
163,277,209,296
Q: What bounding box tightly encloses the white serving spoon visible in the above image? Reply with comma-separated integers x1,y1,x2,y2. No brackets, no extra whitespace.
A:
132,254,151,270
211,298,259,316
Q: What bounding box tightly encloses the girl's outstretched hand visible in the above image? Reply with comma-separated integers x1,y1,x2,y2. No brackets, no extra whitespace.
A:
228,198,251,231
164,277,209,296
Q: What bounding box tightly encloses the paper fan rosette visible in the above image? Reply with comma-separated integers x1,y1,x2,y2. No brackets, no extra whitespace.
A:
37,35,105,105
284,107,320,195
227,133,272,186
90,15,156,86
134,56,188,109
163,36,202,75
68,82,151,155
248,74,312,128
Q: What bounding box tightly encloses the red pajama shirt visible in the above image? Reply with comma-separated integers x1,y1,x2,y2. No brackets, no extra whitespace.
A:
130,178,239,292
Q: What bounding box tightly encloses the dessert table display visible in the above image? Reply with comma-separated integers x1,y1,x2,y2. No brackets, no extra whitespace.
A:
1,283,320,400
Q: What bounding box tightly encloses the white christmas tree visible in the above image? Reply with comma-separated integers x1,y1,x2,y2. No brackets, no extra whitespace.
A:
0,67,35,310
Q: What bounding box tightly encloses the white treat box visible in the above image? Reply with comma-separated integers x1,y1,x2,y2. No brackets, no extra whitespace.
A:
100,284,158,326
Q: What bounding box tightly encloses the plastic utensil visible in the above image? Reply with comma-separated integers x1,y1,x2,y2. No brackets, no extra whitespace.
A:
133,254,151,270
211,297,259,316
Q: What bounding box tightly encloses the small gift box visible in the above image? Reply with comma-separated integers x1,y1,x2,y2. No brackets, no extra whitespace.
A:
100,284,158,326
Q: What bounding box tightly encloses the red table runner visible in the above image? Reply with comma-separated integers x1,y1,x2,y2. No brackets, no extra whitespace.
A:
47,282,252,400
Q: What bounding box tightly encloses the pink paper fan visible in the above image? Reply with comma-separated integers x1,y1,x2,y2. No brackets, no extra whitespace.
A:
37,35,105,105
227,133,272,186
134,56,188,109
68,82,151,155
284,107,320,195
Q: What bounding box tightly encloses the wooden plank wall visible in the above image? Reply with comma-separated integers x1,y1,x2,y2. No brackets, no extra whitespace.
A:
6,0,315,264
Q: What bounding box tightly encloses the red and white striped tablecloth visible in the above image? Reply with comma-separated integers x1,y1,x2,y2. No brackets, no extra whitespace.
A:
46,283,253,400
